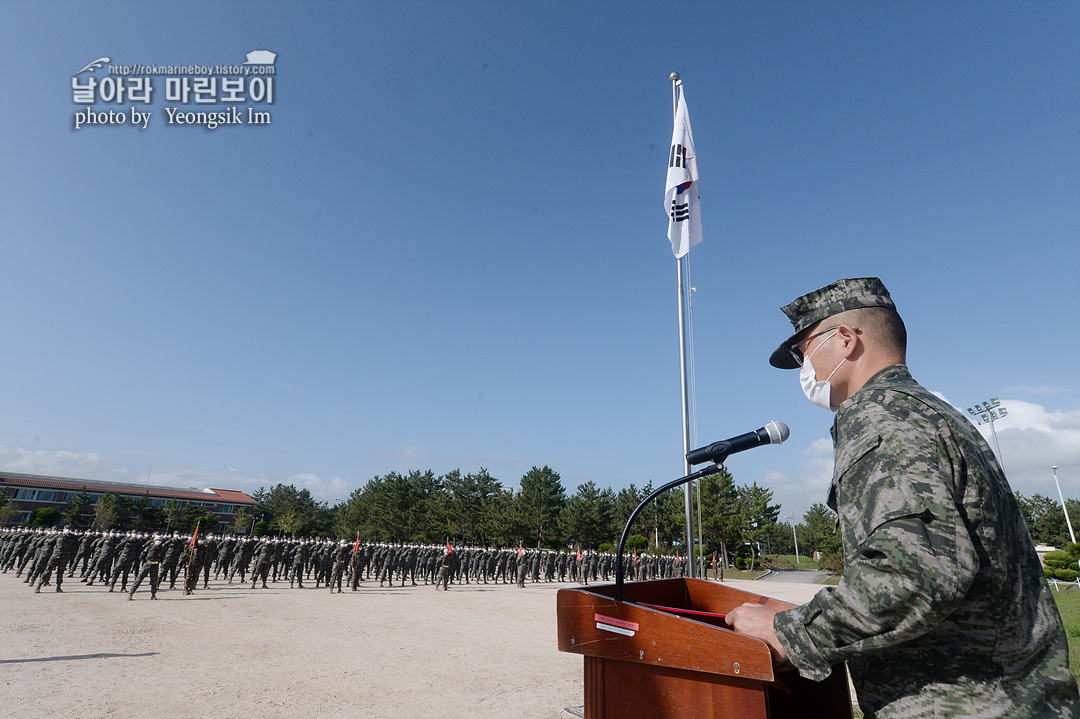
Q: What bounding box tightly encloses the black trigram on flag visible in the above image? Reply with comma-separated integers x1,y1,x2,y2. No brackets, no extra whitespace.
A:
669,143,687,169
670,198,690,222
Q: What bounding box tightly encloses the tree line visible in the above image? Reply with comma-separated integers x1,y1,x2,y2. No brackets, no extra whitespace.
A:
250,466,787,568
245,474,1080,573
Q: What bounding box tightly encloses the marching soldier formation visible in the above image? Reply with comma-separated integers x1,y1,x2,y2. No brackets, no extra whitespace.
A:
0,526,697,602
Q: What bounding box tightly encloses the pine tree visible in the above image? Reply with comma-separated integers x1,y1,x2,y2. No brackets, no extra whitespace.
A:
517,466,566,549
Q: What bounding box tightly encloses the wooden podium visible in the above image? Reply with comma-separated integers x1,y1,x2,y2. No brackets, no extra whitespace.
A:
557,578,852,719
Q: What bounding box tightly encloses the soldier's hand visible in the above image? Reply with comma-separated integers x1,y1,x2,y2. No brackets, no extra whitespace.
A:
724,603,788,662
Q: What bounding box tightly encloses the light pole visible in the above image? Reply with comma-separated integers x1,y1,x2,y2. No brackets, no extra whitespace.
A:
1052,466,1076,545
788,512,801,565
967,397,1008,471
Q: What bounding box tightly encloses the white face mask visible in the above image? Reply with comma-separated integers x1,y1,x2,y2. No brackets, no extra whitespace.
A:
799,329,845,411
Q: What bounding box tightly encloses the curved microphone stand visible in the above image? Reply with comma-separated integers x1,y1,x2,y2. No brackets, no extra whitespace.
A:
614,462,723,602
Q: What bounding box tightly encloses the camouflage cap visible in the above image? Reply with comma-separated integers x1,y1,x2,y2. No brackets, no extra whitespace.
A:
769,277,895,369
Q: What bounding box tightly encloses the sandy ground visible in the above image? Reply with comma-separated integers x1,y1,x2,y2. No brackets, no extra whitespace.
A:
0,569,827,719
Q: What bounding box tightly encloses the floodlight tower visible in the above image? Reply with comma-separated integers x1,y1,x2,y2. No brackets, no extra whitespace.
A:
967,397,1008,471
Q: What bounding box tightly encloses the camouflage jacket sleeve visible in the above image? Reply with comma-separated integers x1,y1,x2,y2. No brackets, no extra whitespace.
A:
773,389,981,682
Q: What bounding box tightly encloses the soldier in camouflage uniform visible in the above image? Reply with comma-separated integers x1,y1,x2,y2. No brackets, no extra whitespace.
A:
290,539,310,589
315,539,334,587
436,548,452,591
726,277,1080,718
329,540,351,593
495,548,510,584
85,530,120,586
249,538,274,589
228,536,257,584
515,548,527,588
183,537,208,595
35,527,79,593
349,542,369,590
70,529,94,577
161,533,187,589
15,530,45,577
420,546,438,585
215,535,237,579
24,529,56,585
200,535,218,588
109,532,144,592
1,528,32,572
128,535,166,600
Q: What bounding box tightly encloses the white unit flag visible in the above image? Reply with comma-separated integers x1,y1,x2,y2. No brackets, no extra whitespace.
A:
664,88,702,258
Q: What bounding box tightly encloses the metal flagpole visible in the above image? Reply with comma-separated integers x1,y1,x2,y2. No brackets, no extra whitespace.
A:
671,73,695,578
688,265,704,576
678,255,695,577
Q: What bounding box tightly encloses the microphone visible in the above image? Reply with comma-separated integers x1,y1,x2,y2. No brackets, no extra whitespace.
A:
685,421,789,466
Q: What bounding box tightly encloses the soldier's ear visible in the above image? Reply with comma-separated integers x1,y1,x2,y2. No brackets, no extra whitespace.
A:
835,324,860,358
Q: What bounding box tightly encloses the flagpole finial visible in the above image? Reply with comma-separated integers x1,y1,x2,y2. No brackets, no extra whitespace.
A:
669,72,680,84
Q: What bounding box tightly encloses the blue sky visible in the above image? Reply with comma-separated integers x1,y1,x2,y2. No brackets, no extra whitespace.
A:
1,1,1078,524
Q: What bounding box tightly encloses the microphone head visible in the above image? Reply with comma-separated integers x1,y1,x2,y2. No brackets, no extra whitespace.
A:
765,421,790,445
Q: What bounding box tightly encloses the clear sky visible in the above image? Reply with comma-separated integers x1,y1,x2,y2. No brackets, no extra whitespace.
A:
1,1,1078,524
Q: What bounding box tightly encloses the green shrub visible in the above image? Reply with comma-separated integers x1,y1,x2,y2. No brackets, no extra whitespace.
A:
818,550,844,576
1045,550,1078,567
30,507,62,527
1045,550,1080,586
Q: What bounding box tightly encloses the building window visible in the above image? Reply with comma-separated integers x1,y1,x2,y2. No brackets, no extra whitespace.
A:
219,504,235,515
14,489,59,502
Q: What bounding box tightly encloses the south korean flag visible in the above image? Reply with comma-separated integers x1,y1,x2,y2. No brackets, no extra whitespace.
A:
664,88,702,259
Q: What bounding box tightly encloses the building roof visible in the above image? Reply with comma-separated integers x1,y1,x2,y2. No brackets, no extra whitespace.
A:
0,471,256,505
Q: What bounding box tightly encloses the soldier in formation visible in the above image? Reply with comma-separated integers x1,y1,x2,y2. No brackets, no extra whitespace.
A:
128,535,166,600
34,527,79,593
108,531,144,592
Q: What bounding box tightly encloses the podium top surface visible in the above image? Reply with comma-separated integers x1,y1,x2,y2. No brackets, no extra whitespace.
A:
557,578,795,682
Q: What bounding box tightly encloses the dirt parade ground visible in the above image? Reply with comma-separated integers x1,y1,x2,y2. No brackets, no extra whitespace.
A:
0,571,825,719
